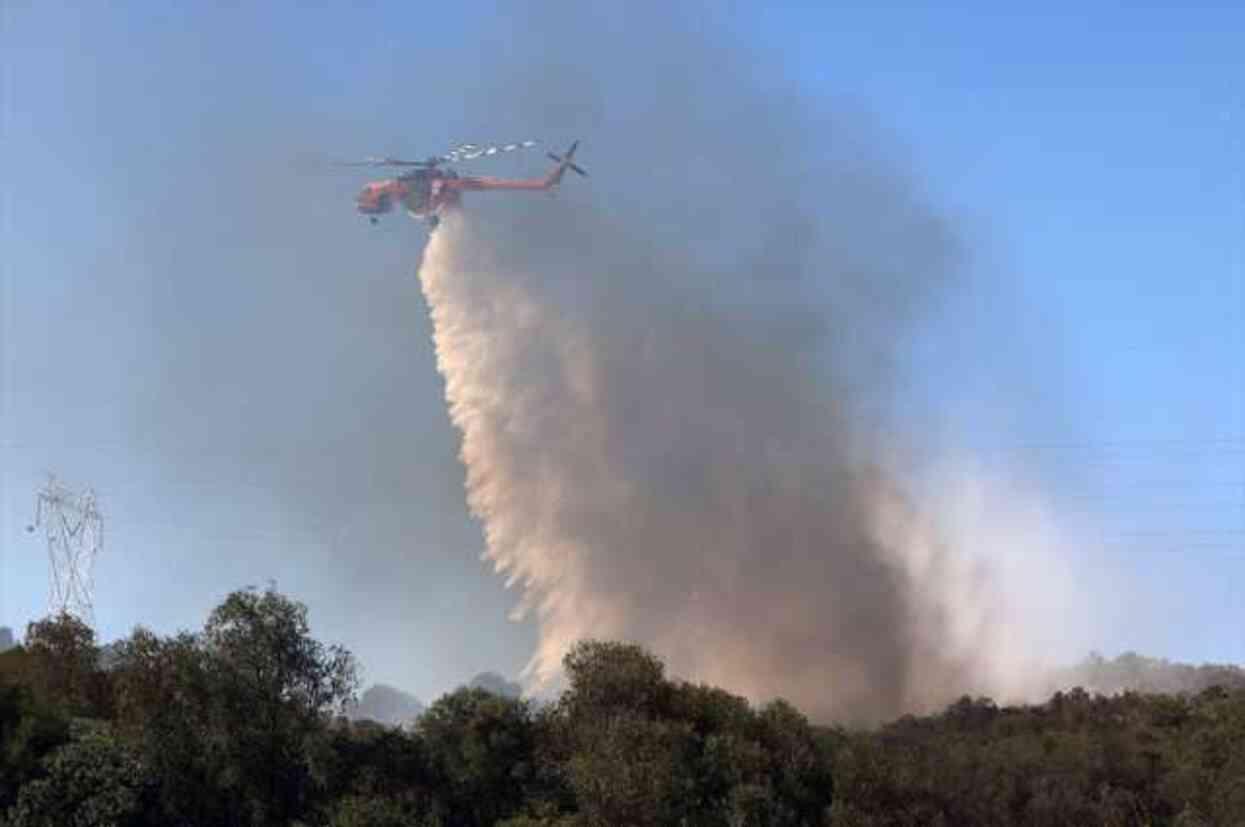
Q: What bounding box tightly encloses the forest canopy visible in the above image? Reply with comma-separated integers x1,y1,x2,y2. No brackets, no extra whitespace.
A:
1,587,1242,826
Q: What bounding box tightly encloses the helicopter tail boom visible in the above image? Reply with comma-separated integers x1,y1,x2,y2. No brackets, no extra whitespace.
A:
445,140,588,193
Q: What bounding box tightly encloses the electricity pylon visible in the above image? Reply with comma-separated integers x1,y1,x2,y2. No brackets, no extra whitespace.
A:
28,475,102,626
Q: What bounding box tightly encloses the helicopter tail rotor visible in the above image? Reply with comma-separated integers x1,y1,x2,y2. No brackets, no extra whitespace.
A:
545,140,588,187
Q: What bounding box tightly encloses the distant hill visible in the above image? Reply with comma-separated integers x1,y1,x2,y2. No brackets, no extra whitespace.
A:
0,627,13,653
346,683,425,727
1051,651,1245,696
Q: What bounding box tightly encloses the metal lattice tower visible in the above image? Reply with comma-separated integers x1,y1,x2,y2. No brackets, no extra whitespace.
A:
28,475,103,626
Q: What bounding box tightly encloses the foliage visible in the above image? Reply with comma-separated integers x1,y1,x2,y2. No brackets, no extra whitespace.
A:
109,627,230,824
203,586,360,719
201,586,361,825
20,614,107,717
0,678,70,814
543,640,836,826
4,587,360,827
417,687,536,826
4,720,157,827
827,688,1245,826
4,587,1245,826
326,793,441,827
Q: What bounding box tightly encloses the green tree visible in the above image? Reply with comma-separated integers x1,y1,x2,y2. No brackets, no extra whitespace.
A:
4,721,157,827
313,719,438,823
104,587,360,826
0,680,70,815
204,586,360,718
550,641,684,825
202,585,360,826
559,641,668,722
109,627,227,825
751,699,834,825
21,614,103,716
327,793,442,827
418,687,536,826
564,712,691,826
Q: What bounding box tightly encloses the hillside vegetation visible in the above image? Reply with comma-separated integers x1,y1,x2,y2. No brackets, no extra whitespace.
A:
1,587,1242,826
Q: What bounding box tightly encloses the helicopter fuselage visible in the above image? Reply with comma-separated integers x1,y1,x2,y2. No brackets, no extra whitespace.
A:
352,140,584,228
355,169,462,224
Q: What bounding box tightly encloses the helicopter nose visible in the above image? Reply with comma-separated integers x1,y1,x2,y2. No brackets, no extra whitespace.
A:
356,191,390,214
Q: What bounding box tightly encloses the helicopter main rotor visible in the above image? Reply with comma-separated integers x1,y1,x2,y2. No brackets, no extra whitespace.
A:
334,140,539,170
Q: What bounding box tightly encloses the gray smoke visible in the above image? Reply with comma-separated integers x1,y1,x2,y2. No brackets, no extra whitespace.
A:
395,1,1103,724
417,198,1066,723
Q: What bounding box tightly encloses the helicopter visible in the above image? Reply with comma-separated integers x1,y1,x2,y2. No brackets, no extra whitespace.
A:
343,139,587,229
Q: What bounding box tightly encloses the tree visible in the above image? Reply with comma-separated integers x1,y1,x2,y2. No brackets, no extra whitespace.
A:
109,627,228,825
327,793,442,827
201,585,360,826
666,682,768,825
548,642,835,826
560,640,669,722
418,687,536,826
204,586,360,718
21,613,103,716
564,712,691,827
4,721,157,827
0,680,71,815
751,699,834,825
313,719,438,822
544,641,684,825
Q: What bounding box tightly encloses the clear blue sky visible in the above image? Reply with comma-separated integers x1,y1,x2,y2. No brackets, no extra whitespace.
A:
2,1,1242,702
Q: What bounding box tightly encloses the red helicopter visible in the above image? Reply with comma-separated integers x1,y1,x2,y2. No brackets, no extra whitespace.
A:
343,139,587,229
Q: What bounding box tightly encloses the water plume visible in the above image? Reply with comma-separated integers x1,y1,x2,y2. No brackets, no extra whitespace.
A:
415,203,1085,724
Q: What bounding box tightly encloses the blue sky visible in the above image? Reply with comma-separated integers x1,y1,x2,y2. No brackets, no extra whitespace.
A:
2,1,1242,702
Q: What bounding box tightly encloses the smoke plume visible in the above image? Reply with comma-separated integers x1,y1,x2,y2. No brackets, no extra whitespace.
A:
414,183,1084,723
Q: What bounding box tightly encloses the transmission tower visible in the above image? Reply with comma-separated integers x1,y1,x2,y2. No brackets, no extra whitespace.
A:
27,475,103,626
